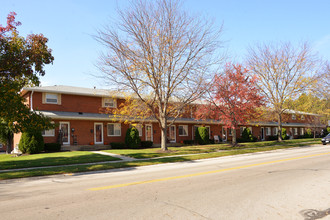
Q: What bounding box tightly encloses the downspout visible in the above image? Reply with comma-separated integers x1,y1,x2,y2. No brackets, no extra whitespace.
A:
30,91,34,111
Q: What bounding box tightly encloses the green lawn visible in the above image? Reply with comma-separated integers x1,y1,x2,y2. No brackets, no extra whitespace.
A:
0,138,321,180
0,151,120,170
103,138,321,159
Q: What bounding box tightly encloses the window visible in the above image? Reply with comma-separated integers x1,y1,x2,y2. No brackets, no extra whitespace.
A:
266,127,271,136
45,93,58,104
229,128,233,136
292,114,296,120
103,98,117,108
42,122,55,137
273,127,278,136
178,125,188,136
249,127,253,133
300,128,304,135
205,126,210,137
301,115,305,120
133,124,143,137
107,123,121,136
294,128,298,135
240,127,246,136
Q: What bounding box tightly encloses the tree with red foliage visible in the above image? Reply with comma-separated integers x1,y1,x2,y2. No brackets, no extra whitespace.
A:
195,63,264,145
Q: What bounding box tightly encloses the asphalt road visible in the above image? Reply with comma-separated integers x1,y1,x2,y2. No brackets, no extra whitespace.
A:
1,144,330,220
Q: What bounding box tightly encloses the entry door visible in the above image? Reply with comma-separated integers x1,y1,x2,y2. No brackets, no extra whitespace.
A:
222,127,227,142
145,124,153,141
60,122,70,145
192,125,201,140
261,127,265,140
94,123,103,144
169,125,176,143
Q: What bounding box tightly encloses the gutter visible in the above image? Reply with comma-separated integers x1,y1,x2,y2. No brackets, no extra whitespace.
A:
30,91,34,111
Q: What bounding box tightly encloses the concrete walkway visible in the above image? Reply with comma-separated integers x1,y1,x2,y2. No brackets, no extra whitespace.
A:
91,151,137,161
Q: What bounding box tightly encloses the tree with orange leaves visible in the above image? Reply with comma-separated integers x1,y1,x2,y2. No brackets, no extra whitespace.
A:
0,12,54,153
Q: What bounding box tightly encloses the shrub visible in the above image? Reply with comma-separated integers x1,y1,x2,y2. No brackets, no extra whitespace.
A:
141,141,153,148
125,127,141,149
209,139,215,144
268,135,278,141
241,128,256,142
19,131,44,154
281,128,289,140
195,127,209,145
44,143,61,152
110,142,126,149
304,128,313,138
183,140,194,145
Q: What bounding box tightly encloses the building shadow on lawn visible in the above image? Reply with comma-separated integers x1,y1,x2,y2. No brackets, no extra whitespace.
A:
0,153,120,170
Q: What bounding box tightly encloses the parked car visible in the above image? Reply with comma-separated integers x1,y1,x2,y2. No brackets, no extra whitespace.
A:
321,133,330,145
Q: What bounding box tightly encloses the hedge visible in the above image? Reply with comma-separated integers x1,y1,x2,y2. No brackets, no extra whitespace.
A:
141,141,153,148
44,143,61,152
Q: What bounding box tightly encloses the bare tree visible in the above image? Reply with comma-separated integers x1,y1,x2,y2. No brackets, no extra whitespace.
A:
95,0,224,151
247,42,319,141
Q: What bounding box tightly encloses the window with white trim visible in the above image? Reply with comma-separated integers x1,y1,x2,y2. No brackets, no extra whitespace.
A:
266,127,271,136
205,126,210,137
45,93,58,104
300,128,304,135
292,114,296,120
42,122,55,137
273,127,278,136
240,127,246,136
107,123,121,136
178,125,188,136
134,124,143,137
229,128,233,136
103,98,117,108
301,115,305,120
294,128,298,135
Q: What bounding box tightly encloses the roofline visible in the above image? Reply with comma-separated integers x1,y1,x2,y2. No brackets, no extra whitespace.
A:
22,87,123,98
37,111,325,127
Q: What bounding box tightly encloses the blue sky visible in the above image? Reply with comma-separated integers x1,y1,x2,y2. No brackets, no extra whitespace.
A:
1,0,330,89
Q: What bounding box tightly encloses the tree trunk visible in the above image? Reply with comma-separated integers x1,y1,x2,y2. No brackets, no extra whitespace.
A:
160,118,168,151
6,131,13,154
277,113,283,142
232,128,237,146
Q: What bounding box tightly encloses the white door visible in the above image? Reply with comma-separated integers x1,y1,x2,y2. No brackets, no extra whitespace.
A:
222,127,227,142
169,125,176,143
94,123,103,144
145,124,153,141
60,122,70,145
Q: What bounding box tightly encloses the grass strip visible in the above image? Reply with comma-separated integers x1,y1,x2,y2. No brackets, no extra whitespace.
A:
104,139,321,159
0,151,120,170
0,141,321,180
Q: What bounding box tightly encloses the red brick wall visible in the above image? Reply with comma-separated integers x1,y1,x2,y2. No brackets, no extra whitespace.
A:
31,92,126,114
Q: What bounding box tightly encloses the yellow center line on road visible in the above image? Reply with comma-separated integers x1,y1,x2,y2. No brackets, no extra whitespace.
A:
87,151,330,191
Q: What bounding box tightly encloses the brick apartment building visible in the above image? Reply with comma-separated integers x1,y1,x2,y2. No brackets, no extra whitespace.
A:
10,85,324,150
